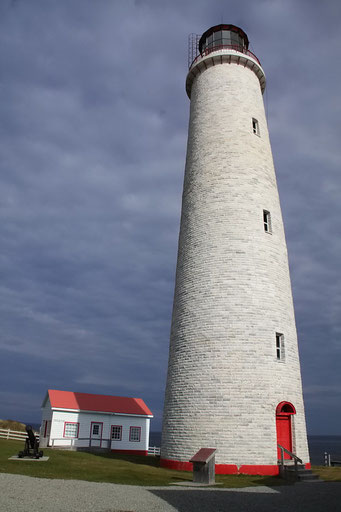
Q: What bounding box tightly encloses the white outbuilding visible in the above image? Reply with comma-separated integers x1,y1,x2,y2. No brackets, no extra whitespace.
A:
40,389,153,455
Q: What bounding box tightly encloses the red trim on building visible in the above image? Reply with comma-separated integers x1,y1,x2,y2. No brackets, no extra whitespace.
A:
160,459,240,474
111,425,122,441
215,464,239,474
239,465,279,476
129,426,141,442
160,458,193,471
111,449,148,456
160,458,308,475
63,421,80,438
276,401,296,415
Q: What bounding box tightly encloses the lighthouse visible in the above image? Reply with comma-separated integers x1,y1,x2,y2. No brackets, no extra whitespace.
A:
161,24,310,475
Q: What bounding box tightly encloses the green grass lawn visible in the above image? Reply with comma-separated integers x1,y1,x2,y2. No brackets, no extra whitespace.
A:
0,439,300,487
0,419,26,431
311,466,341,482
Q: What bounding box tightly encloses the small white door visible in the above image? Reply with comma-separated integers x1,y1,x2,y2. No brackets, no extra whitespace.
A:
90,422,103,447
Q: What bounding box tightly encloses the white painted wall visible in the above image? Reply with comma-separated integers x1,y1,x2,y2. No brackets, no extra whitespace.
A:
40,406,150,451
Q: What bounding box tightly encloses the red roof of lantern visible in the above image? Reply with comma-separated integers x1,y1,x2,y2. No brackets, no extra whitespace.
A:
47,389,153,416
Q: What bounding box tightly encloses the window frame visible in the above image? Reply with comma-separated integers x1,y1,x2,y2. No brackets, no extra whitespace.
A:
111,425,122,441
276,333,285,361
263,210,272,234
63,421,80,439
129,426,141,442
252,118,260,136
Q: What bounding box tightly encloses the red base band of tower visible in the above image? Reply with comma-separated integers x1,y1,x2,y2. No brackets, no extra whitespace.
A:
160,458,311,475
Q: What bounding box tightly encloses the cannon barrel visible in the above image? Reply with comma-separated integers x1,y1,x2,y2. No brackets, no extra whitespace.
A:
25,425,36,449
18,425,43,458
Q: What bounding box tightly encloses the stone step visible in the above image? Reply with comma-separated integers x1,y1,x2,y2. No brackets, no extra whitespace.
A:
298,473,320,482
285,468,310,474
281,465,320,482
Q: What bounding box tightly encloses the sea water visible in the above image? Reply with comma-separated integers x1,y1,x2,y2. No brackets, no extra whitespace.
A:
149,433,341,465
308,436,341,465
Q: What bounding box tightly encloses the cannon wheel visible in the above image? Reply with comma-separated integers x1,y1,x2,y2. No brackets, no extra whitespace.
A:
39,450,44,458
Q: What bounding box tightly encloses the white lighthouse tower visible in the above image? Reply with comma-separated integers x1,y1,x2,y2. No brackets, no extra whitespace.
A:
161,24,310,475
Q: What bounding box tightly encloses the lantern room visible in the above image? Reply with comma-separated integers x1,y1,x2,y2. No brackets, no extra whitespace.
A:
199,24,249,54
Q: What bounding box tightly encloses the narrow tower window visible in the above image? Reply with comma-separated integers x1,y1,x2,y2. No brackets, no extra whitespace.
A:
252,118,260,135
263,210,271,233
276,333,284,361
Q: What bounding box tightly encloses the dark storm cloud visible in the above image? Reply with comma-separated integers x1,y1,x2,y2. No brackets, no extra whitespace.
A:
0,0,340,433
0,0,189,426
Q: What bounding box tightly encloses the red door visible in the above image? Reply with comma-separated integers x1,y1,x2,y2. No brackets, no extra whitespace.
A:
276,415,292,460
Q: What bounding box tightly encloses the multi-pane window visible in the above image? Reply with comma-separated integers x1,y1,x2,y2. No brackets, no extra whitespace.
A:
276,333,284,361
111,425,122,441
129,426,141,442
263,210,271,233
64,422,79,438
252,118,260,135
92,424,99,435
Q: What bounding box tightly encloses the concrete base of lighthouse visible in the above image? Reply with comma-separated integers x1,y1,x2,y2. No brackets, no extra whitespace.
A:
160,458,311,476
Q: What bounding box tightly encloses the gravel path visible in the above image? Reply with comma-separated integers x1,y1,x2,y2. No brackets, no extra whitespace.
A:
1,473,341,512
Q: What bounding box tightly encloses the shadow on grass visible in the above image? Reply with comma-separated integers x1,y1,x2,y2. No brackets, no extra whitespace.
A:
88,450,161,467
66,450,289,487
222,474,289,486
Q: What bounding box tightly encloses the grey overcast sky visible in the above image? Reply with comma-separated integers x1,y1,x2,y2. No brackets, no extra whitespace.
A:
0,0,340,434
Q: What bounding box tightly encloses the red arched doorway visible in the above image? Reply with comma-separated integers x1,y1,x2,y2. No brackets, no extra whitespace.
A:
276,402,296,460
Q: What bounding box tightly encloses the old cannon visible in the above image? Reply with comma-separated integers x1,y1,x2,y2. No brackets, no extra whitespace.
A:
18,425,44,459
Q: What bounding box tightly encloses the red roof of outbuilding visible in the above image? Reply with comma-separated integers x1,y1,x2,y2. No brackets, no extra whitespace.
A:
47,390,153,416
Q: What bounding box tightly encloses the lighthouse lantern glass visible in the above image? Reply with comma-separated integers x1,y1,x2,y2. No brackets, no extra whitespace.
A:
201,29,245,52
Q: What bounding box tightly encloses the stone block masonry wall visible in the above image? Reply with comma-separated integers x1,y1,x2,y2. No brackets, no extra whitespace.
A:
161,52,310,468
